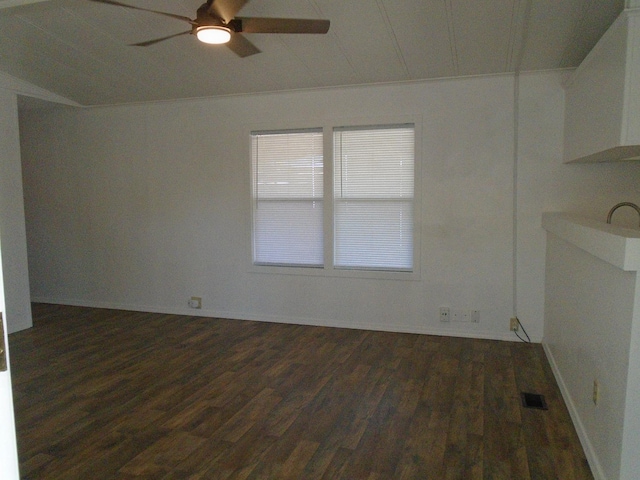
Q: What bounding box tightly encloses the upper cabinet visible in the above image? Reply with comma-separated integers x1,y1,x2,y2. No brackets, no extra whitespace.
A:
564,8,640,163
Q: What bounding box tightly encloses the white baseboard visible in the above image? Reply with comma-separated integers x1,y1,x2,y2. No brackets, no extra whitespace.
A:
542,342,607,480
31,296,525,342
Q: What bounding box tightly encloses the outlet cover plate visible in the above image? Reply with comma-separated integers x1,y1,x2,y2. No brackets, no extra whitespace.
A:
510,317,519,331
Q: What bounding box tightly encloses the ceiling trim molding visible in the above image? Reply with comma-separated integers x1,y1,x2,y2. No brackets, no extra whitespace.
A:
0,71,80,107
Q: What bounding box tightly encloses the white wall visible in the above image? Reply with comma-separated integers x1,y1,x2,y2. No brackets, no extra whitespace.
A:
0,85,32,334
543,232,639,480
1,67,71,334
18,72,640,342
0,88,24,480
621,274,640,479
0,71,78,480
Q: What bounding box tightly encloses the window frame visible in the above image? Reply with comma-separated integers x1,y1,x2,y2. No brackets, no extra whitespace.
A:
248,116,422,281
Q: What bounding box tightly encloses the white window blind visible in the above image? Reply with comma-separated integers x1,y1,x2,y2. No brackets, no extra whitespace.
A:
334,125,414,271
252,129,323,266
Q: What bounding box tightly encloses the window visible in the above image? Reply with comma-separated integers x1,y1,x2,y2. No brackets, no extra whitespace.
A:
334,125,414,270
251,129,323,266
251,123,416,273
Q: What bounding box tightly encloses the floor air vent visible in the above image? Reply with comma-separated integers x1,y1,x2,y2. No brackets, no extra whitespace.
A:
521,392,548,410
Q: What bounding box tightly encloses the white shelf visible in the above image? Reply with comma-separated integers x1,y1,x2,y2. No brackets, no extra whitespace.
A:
542,212,640,271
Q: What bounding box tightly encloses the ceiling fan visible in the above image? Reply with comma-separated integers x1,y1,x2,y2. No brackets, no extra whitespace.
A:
89,0,330,57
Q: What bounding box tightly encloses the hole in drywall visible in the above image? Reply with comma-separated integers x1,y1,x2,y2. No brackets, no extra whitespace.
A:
521,392,548,410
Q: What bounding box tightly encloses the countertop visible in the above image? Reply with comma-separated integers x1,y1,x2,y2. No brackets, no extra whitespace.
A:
542,212,640,271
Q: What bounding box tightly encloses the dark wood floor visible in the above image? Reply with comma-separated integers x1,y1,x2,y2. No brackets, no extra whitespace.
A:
9,304,593,479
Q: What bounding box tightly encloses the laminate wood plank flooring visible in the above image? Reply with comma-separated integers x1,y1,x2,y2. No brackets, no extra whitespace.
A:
9,304,593,479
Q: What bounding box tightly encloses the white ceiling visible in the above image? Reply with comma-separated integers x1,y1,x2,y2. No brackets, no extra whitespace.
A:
0,0,625,106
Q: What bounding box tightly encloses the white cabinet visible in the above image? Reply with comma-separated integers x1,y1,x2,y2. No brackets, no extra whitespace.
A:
564,9,640,163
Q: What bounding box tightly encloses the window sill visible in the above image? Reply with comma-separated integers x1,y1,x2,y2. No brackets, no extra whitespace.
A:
248,264,421,281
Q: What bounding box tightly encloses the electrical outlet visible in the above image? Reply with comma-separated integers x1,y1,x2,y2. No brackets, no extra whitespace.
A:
188,296,202,309
593,379,599,405
439,307,450,322
510,317,519,331
452,309,475,322
470,310,480,323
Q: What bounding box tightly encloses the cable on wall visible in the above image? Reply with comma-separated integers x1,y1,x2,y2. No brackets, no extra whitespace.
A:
512,0,533,342
512,71,520,321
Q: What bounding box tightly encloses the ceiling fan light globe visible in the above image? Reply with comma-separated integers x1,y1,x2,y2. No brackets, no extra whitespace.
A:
196,26,231,44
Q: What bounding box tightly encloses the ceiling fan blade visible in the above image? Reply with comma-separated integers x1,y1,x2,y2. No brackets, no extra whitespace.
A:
225,33,261,57
88,0,195,25
207,0,249,24
130,30,191,47
233,17,330,34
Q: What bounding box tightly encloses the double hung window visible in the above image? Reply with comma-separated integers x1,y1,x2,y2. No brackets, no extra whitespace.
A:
251,123,416,273
333,125,414,271
251,129,324,267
